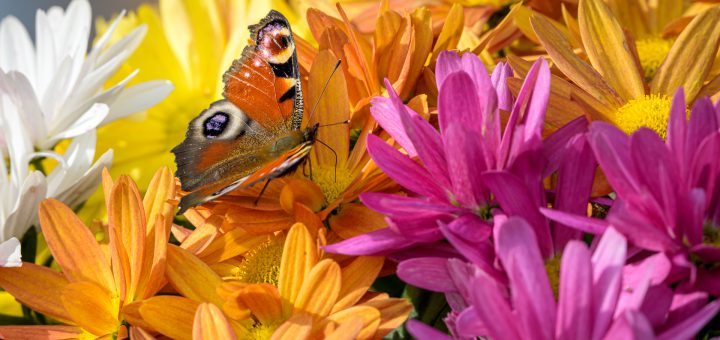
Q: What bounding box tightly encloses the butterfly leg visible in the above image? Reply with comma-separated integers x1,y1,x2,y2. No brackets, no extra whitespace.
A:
254,179,272,206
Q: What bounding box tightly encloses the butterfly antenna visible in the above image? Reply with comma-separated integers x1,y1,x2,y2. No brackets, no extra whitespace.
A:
314,138,339,182
306,59,342,126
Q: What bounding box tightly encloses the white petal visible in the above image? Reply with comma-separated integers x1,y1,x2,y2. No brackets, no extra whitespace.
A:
52,149,112,208
45,131,95,196
41,56,74,128
3,171,47,241
85,10,126,72
34,9,58,98
0,238,22,267
0,16,36,81
62,69,138,123
95,25,146,68
0,94,33,180
70,50,131,104
45,103,108,148
4,71,47,146
105,80,174,123
57,0,90,60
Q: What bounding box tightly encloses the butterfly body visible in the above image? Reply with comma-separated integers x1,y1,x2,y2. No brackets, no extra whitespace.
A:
172,10,314,214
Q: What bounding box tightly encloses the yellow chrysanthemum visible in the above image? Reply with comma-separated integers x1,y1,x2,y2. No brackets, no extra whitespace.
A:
526,0,720,138
78,0,306,222
125,223,412,339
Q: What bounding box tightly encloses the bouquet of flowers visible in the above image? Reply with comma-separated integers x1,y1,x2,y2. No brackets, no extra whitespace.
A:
0,0,719,339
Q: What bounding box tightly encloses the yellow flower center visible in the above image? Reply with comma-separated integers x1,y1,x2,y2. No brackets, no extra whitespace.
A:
234,237,283,285
545,255,562,299
311,166,356,203
635,37,673,81
615,94,672,139
249,322,279,340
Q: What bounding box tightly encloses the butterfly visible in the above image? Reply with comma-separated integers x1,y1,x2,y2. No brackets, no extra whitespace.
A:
172,10,317,214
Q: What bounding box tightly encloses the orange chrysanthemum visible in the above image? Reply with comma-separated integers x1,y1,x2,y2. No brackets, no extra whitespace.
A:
0,167,177,339
124,223,411,339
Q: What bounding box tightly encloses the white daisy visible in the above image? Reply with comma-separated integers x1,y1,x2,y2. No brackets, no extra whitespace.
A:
0,0,173,266
0,0,173,150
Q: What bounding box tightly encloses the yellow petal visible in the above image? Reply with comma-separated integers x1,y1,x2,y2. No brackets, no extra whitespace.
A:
293,259,342,318
108,176,147,302
192,303,237,340
279,223,319,316
38,199,115,292
270,313,313,340
0,325,83,339
0,263,72,323
651,0,683,34
579,0,645,101
604,0,649,37
531,14,623,108
166,244,224,306
308,50,350,169
61,281,120,337
360,298,413,339
331,256,384,313
138,296,200,340
650,6,720,102
430,4,463,65
236,284,283,325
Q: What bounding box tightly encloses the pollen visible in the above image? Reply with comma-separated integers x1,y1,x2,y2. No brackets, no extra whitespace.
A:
615,94,672,139
544,255,562,299
635,37,673,81
312,166,356,203
235,236,284,286
249,322,279,340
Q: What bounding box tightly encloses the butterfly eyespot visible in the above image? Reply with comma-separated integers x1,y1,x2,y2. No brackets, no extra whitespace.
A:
203,112,230,138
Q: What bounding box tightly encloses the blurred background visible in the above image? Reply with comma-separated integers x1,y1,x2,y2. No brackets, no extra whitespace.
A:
0,0,155,38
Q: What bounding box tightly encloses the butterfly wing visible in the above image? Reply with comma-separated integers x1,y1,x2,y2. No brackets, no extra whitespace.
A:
223,10,304,132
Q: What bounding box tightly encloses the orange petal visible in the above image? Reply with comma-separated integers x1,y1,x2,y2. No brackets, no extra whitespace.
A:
279,223,319,316
531,14,623,108
317,306,380,339
236,284,283,325
102,167,114,212
197,229,269,264
329,203,387,239
398,7,433,100
60,281,120,337
293,259,342,318
193,303,237,340
142,166,175,233
180,216,221,254
138,296,200,340
293,202,324,238
331,256,384,313
579,0,645,101
308,50,350,169
217,283,253,321
360,298,413,339
323,317,363,340
270,313,313,340
108,176,147,303
604,0,649,37
279,179,325,214
38,199,115,292
0,263,72,323
166,245,224,306
129,326,157,340
0,325,83,339
650,6,720,102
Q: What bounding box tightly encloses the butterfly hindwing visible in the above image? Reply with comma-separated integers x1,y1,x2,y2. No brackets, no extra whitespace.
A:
223,10,304,132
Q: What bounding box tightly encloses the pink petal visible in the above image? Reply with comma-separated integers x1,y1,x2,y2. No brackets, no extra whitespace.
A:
455,306,488,338
406,319,453,340
439,222,505,284
587,122,640,198
491,62,514,112
496,217,556,340
322,228,415,255
667,88,687,171
443,124,490,207
542,116,589,177
686,97,718,156
639,284,674,328
435,51,463,89
657,300,720,340
556,241,593,340
461,53,499,134
438,71,482,133
397,257,456,292
370,95,417,157
601,310,654,340
399,104,451,191
366,134,447,200
590,227,627,340
469,274,523,340
540,208,609,235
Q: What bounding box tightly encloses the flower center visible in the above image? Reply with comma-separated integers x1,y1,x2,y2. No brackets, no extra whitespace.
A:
544,255,562,299
249,322,279,340
702,221,720,248
234,236,283,285
311,166,356,203
635,37,673,81
615,94,672,139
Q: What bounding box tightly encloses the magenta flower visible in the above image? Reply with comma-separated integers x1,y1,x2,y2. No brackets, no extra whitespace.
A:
545,89,720,295
325,51,595,259
401,217,720,340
